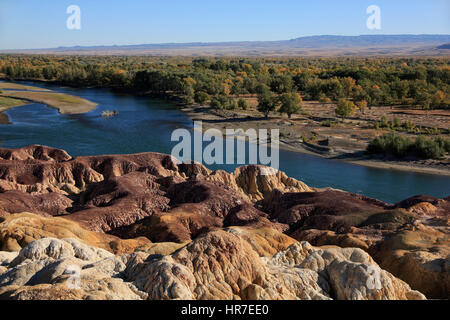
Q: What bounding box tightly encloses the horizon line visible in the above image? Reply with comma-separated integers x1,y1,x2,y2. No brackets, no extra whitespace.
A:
2,33,450,52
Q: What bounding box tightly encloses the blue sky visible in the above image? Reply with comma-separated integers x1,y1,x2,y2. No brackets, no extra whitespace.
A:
0,0,449,49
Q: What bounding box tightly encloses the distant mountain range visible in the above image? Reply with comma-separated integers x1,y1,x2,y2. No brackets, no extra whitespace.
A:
437,43,450,50
3,34,450,57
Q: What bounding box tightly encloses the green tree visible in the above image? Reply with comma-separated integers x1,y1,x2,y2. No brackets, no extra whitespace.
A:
257,87,276,118
184,85,195,105
210,95,228,109
335,99,356,120
270,74,293,94
278,92,302,118
194,91,210,104
237,98,248,110
227,98,238,110
414,89,432,118
293,71,313,91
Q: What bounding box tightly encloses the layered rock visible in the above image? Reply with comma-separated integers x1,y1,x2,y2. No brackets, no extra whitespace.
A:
0,238,147,300
0,230,424,300
262,189,388,232
265,190,449,299
0,146,447,300
394,194,450,217
0,212,150,254
228,165,312,201
373,223,449,299
0,146,307,242
0,145,71,162
0,191,72,217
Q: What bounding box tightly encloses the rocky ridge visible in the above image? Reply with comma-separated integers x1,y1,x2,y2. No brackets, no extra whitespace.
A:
0,145,448,299
0,229,424,300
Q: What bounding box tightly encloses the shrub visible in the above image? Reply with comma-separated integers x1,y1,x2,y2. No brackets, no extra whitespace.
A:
319,95,332,103
424,127,440,135
367,134,449,159
237,98,248,110
414,136,444,159
210,95,228,109
380,116,389,128
321,120,338,127
401,120,416,132
335,99,356,120
226,99,238,110
367,133,412,157
356,100,367,114
392,117,401,128
194,91,210,104
435,136,450,153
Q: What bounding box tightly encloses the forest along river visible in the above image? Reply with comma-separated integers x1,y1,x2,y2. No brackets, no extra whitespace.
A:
0,80,449,204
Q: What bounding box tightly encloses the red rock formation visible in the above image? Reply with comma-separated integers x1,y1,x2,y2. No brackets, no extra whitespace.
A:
0,191,72,217
0,145,71,162
0,146,284,242
0,145,448,299
262,189,388,232
264,190,449,299
394,195,450,217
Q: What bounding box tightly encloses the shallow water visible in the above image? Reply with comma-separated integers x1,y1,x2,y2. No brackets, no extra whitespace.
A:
0,80,449,203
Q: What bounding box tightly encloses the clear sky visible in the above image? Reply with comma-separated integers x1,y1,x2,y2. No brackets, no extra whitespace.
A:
0,0,449,49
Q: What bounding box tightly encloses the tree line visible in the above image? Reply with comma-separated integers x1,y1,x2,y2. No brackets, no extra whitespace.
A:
0,55,448,118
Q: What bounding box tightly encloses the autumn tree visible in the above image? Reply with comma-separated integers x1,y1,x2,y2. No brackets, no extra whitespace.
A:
335,99,357,120
342,77,356,97
431,90,446,109
1,55,449,112
183,77,196,104
356,100,368,114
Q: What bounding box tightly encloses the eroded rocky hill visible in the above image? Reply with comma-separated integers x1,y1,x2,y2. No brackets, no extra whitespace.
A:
0,145,448,300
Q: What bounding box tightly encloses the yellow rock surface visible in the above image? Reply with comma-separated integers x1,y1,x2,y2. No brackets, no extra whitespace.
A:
0,212,150,254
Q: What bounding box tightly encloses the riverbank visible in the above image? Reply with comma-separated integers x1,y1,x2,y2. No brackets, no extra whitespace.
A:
0,79,447,202
0,82,98,123
0,97,29,124
0,82,52,92
1,79,448,176
180,105,450,177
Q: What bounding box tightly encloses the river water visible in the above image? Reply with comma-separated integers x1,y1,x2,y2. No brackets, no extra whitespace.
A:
0,81,448,204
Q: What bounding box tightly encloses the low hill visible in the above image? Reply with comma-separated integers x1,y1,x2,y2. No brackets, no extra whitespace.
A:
2,34,450,57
